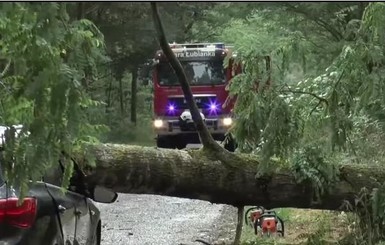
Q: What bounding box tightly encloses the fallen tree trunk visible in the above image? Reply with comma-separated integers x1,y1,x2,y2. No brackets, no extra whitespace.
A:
84,144,384,210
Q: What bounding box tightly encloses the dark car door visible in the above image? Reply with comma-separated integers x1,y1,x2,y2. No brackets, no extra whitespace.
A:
45,183,78,245
19,183,65,245
70,190,92,245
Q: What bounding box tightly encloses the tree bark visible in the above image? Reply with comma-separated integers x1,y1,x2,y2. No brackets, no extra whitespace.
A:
119,78,124,116
77,2,85,20
105,78,113,114
130,66,138,124
83,144,382,211
233,206,244,245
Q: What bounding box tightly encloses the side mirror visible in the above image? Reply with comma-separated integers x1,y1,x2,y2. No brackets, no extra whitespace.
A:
92,186,118,204
151,58,159,66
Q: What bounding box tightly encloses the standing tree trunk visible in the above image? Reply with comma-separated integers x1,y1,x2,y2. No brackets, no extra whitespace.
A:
77,2,84,20
233,206,244,245
131,66,138,124
119,78,124,116
105,78,113,114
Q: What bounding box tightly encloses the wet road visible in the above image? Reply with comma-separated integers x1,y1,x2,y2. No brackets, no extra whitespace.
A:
96,193,237,245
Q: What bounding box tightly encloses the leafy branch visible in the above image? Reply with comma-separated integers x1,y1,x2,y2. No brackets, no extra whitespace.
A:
281,86,329,106
0,60,11,78
283,3,344,41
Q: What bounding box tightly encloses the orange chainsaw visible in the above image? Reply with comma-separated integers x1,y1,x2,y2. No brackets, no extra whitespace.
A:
245,206,285,237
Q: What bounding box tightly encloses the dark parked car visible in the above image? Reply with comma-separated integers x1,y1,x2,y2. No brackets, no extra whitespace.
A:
0,149,117,245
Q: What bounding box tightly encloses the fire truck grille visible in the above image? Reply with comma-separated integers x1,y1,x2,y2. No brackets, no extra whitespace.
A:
168,118,218,132
168,96,216,111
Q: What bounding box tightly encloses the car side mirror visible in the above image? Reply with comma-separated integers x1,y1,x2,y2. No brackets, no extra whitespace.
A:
92,186,118,204
151,58,159,66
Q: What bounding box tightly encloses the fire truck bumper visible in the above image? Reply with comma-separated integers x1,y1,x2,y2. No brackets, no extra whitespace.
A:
153,116,236,151
152,116,233,137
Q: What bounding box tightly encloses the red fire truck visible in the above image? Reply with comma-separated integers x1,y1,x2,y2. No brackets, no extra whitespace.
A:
151,42,240,151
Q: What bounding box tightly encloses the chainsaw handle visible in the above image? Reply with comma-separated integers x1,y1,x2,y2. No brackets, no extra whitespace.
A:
276,216,285,237
244,207,254,226
244,206,265,226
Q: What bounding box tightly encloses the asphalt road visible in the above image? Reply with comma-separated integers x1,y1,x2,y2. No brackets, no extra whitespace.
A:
95,194,237,245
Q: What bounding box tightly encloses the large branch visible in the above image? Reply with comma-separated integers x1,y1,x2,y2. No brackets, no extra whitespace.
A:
283,3,344,42
150,3,222,152
84,144,383,210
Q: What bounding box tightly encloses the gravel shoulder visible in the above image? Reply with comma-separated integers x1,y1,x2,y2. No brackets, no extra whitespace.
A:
95,193,237,245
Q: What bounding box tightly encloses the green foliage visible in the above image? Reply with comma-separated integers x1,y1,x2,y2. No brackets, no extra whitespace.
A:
214,4,342,169
348,114,385,165
210,2,385,189
193,9,385,245
298,212,333,245
197,3,385,244
0,3,107,194
290,146,339,203
310,2,385,151
228,81,303,164
339,184,385,245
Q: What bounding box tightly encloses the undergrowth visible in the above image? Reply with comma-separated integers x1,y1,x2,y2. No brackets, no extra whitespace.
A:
102,117,154,146
241,183,385,245
240,208,348,245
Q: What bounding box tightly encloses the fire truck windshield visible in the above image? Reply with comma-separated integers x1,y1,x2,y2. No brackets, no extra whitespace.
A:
157,60,225,86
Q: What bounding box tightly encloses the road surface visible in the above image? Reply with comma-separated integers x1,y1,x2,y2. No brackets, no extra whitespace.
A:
96,194,237,245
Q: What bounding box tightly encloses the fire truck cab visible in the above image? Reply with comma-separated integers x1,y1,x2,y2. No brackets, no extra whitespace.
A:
151,42,239,151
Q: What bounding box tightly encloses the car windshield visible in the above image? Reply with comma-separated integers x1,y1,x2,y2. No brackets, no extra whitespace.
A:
157,60,226,86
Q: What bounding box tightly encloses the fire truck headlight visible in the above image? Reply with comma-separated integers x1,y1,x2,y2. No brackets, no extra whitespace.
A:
154,119,163,128
223,117,233,126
